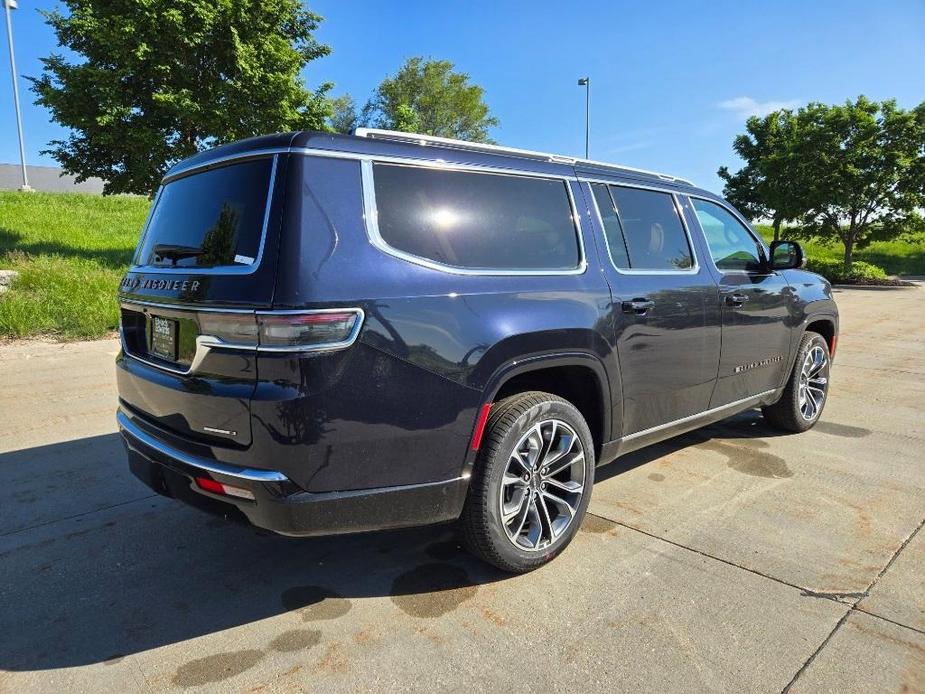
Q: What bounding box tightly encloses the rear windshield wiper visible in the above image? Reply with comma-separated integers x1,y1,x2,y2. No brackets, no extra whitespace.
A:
152,244,204,266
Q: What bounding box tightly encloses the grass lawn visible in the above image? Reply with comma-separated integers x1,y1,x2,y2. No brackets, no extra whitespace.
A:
755,225,925,276
0,191,149,340
0,191,922,341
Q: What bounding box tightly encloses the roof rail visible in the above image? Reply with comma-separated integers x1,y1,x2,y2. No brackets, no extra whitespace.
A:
352,128,694,186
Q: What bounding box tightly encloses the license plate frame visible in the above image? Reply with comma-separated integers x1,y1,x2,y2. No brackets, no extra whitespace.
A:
150,315,178,361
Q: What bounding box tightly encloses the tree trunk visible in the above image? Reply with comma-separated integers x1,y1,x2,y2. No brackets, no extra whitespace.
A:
843,237,854,270
772,216,782,242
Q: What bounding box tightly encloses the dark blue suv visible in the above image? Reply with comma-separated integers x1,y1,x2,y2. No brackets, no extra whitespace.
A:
117,129,838,572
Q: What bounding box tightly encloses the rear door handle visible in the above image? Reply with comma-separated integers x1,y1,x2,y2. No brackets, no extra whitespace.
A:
621,298,655,315
724,293,750,307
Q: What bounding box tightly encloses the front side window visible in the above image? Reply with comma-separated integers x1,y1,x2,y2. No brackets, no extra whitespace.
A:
606,186,694,271
372,163,581,271
136,158,274,269
692,198,765,272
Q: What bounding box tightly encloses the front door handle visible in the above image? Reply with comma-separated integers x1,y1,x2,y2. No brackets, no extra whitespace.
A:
724,293,750,308
622,298,655,315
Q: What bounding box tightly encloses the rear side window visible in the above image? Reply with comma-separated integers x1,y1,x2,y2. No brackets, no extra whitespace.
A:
135,158,274,269
371,163,581,271
602,186,694,271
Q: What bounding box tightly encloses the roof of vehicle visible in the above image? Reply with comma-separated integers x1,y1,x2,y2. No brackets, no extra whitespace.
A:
164,129,709,196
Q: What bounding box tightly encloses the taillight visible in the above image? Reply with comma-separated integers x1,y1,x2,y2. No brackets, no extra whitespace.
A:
257,309,363,350
195,308,364,353
198,312,259,343
194,477,255,500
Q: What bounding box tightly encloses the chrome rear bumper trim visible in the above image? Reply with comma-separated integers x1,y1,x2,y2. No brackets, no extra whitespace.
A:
117,410,289,483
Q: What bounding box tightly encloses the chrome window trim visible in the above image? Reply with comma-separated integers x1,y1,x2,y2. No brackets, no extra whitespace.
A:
583,179,700,276
117,410,289,482
129,154,279,276
686,194,773,276
360,159,588,277
621,389,778,442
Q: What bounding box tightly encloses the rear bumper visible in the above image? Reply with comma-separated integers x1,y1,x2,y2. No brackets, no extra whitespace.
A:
117,410,469,536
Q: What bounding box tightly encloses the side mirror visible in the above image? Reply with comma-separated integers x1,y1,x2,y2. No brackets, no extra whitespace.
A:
769,241,806,270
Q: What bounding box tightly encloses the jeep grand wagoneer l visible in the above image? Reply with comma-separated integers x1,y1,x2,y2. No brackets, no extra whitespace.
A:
117,129,838,572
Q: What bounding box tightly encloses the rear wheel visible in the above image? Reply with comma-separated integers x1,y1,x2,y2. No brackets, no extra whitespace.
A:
461,391,595,573
762,331,831,432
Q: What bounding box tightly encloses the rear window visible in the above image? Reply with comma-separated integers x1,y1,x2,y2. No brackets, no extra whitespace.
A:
606,186,693,271
372,163,581,271
135,158,274,269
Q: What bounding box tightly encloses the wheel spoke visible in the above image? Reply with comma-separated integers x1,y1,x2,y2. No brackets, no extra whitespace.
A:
509,492,531,537
502,472,525,487
545,477,583,496
524,498,543,548
543,452,584,479
536,493,555,542
535,421,556,470
542,489,576,520
540,432,575,469
524,424,544,468
502,487,529,524
803,389,817,419
807,383,826,398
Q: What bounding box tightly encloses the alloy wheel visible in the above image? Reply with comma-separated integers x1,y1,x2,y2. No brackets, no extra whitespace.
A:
499,419,586,551
798,345,829,421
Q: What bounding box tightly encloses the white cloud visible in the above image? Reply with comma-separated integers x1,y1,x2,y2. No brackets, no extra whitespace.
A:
718,96,801,118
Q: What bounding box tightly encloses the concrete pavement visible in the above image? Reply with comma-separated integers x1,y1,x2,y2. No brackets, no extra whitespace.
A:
0,286,923,693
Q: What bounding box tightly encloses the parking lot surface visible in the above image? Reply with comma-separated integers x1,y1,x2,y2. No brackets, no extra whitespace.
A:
1,286,923,693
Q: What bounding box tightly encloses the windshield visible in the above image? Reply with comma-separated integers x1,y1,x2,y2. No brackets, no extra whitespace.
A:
134,157,274,269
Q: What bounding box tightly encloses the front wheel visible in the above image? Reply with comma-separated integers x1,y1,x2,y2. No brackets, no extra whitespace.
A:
762,331,831,432
461,391,595,573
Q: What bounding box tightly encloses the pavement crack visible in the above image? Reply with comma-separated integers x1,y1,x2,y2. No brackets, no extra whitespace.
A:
799,589,868,603
852,607,925,636
781,515,925,693
0,493,158,538
590,514,814,596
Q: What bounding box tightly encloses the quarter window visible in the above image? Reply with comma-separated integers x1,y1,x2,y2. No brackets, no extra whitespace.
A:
590,184,630,269
603,186,694,271
372,163,581,271
692,198,765,272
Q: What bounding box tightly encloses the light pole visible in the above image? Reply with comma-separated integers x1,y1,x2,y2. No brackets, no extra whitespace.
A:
4,0,31,191
577,77,590,159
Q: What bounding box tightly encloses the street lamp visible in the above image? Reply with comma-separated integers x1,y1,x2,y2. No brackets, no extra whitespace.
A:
577,77,590,159
4,0,31,191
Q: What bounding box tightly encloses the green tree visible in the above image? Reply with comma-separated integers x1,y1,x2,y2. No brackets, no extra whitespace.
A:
362,57,498,142
795,97,925,267
30,0,332,195
718,109,804,241
326,94,358,134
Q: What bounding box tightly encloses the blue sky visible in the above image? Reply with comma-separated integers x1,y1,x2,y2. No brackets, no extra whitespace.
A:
1,0,923,193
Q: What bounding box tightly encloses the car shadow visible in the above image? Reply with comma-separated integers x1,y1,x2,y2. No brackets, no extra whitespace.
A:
1,410,781,672
0,434,504,672
595,408,788,483
0,226,133,269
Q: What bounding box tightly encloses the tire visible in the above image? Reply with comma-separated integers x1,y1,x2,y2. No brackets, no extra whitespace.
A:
762,331,831,432
461,391,595,573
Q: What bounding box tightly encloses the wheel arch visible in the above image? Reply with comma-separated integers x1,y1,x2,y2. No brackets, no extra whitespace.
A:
804,315,837,356
478,352,613,460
